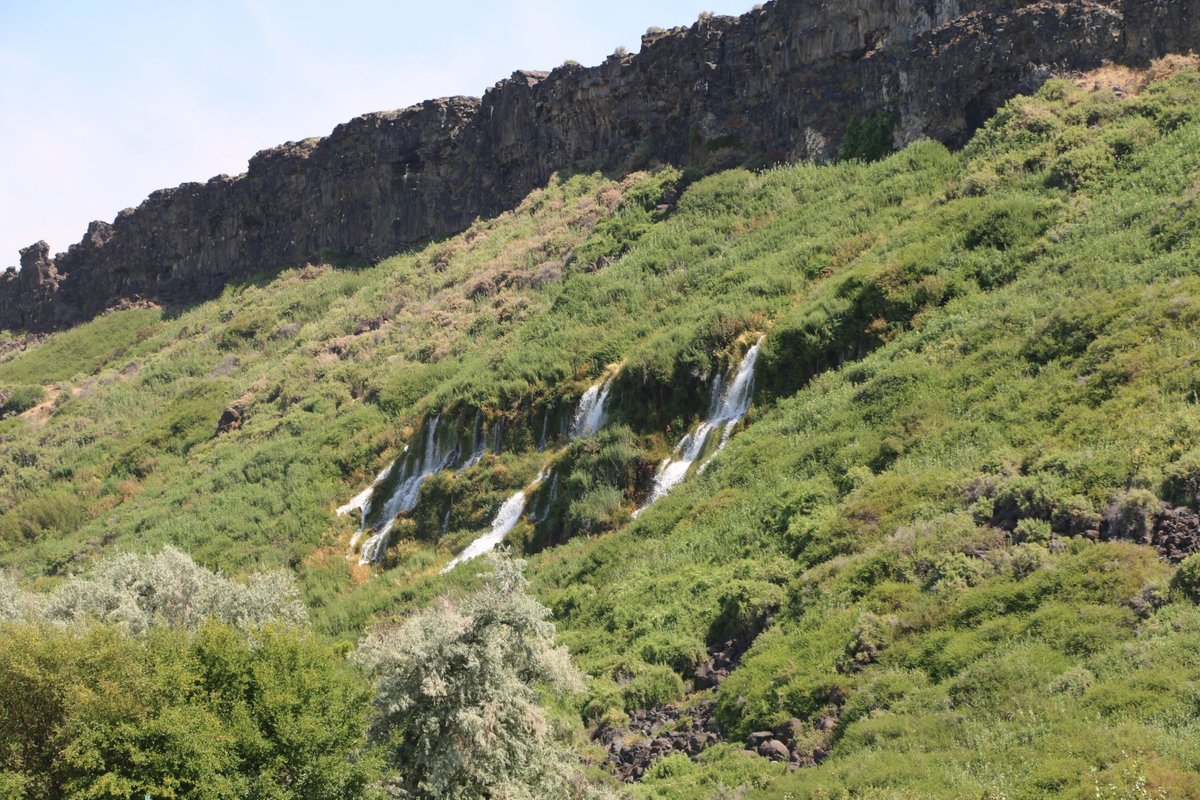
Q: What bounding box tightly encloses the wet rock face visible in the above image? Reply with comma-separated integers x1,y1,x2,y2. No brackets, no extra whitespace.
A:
5,0,1200,332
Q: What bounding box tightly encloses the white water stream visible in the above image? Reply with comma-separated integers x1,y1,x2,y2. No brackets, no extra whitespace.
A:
441,468,549,573
439,490,529,573
571,377,613,439
337,464,394,549
343,342,760,568
358,416,465,564
635,338,763,514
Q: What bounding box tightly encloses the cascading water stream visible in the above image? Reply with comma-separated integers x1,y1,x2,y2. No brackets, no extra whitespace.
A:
338,464,394,549
571,377,613,439
440,469,548,573
343,345,754,567
635,338,763,514
460,411,488,471
359,417,465,564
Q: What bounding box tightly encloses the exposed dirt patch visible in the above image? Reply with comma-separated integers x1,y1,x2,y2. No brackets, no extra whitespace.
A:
1071,54,1200,97
18,384,77,426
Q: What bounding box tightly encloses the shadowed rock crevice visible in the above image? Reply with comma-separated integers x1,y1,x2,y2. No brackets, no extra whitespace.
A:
5,0,1200,332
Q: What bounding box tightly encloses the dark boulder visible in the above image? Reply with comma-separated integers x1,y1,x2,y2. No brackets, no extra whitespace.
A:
216,404,245,435
759,739,791,762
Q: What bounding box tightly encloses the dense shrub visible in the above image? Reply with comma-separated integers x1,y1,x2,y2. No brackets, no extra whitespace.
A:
1102,489,1163,542
840,112,896,162
1162,449,1200,509
620,663,686,710
33,547,308,633
1174,554,1200,602
354,553,600,799
532,425,653,549
0,622,378,799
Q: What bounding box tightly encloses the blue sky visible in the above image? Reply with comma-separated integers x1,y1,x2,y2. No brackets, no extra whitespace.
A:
0,0,754,267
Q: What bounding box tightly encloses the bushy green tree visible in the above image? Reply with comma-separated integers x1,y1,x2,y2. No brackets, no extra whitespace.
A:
0,622,381,799
355,552,602,800
0,551,377,798
1174,553,1200,602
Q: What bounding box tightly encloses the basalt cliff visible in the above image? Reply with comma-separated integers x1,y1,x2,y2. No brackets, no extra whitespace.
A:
4,0,1198,332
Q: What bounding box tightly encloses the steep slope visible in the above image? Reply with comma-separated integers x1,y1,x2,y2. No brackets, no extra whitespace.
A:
5,64,1200,797
5,0,1200,332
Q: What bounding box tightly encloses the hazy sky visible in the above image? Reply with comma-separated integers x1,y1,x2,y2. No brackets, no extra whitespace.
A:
0,0,753,267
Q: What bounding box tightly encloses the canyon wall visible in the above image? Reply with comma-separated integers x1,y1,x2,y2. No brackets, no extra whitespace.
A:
4,0,1198,331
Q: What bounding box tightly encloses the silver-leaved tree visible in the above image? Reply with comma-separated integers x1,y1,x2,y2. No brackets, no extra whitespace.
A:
355,551,613,800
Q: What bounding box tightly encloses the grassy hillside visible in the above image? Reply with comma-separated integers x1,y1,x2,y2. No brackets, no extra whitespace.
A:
5,64,1200,797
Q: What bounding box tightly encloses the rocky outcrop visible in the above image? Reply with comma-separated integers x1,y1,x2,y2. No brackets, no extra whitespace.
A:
215,403,246,435
1095,503,1200,562
6,0,1200,332
1,242,62,330
602,703,722,783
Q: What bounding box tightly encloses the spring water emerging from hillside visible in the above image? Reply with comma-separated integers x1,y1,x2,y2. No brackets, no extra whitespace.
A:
440,468,549,573
342,345,753,568
337,464,394,549
571,378,613,439
635,338,763,515
358,417,467,564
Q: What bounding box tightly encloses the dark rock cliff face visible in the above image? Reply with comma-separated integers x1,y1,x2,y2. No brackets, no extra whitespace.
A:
4,0,1198,332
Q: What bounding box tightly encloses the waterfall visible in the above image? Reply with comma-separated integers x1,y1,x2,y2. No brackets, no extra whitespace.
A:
439,491,527,573
338,464,394,549
359,416,464,564
635,338,763,514
441,469,547,573
537,408,550,450
571,377,613,439
460,411,488,471
529,469,559,524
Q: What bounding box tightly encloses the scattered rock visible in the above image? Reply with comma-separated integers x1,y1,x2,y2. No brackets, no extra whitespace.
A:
216,403,246,435
774,718,805,743
759,739,790,761
1150,506,1200,562
602,701,722,783
693,662,720,690
746,731,774,748
690,637,747,690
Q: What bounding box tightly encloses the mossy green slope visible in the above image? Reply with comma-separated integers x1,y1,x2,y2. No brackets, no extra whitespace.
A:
4,68,1200,797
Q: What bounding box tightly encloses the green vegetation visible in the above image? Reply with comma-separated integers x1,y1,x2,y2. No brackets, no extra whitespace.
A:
5,67,1200,796
0,551,379,798
0,384,44,418
354,553,607,800
839,111,897,162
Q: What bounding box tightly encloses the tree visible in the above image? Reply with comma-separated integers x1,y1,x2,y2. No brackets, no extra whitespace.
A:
0,550,379,798
39,547,308,632
355,552,604,799
0,622,382,799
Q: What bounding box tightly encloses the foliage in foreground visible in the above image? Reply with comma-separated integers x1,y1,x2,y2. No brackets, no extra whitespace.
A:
5,63,1200,799
355,552,609,800
0,546,307,631
0,550,378,799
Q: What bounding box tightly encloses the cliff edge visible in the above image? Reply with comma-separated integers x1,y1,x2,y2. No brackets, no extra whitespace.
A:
4,0,1197,332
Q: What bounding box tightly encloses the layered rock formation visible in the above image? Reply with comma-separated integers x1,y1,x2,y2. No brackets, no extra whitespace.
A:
5,0,1199,332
